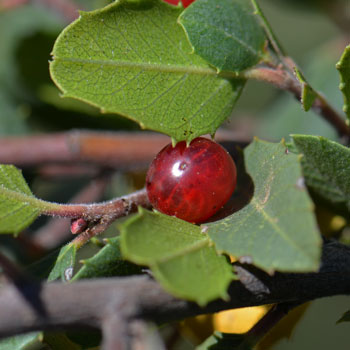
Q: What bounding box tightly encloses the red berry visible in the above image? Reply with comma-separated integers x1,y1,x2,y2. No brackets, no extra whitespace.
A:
146,137,237,223
161,0,195,7
181,0,196,7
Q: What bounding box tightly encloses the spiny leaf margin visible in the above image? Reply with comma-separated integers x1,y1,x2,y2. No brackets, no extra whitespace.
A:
72,237,141,280
120,207,235,306
50,0,244,143
292,134,350,212
207,138,321,273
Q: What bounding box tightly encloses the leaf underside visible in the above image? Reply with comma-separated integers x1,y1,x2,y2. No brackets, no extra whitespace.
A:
179,0,267,73
0,165,40,234
72,237,141,280
207,139,321,273
48,243,77,282
292,135,350,213
120,207,234,306
50,0,244,142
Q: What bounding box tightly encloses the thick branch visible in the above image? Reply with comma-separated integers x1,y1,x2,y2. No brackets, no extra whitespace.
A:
0,240,349,341
0,131,168,170
0,130,249,170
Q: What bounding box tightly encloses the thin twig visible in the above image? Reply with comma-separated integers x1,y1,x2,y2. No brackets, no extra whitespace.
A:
31,174,110,250
41,188,150,220
244,67,350,139
71,214,119,249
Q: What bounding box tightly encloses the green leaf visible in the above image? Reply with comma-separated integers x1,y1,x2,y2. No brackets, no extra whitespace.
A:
294,67,317,111
43,333,82,350
336,45,350,120
0,165,41,234
292,135,350,213
207,139,321,273
259,43,341,141
0,332,83,350
120,207,234,306
197,332,250,350
72,237,141,280
0,332,43,350
50,0,244,143
48,243,77,282
337,310,350,324
179,0,267,73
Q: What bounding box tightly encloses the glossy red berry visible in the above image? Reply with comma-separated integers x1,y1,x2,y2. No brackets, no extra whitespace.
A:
146,137,237,223
181,0,196,7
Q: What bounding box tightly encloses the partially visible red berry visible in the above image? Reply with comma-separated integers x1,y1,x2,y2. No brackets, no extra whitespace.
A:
181,0,195,7
146,137,237,224
162,0,195,7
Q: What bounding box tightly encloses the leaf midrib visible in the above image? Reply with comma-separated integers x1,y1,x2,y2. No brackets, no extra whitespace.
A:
195,21,259,58
52,57,238,78
251,196,315,262
152,237,210,264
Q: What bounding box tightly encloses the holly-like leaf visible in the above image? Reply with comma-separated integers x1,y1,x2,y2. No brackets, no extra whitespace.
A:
72,237,141,280
292,135,350,212
207,139,321,273
120,207,235,305
0,165,41,234
0,332,43,350
336,45,350,120
294,67,317,111
48,243,77,282
179,0,267,73
50,0,244,143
